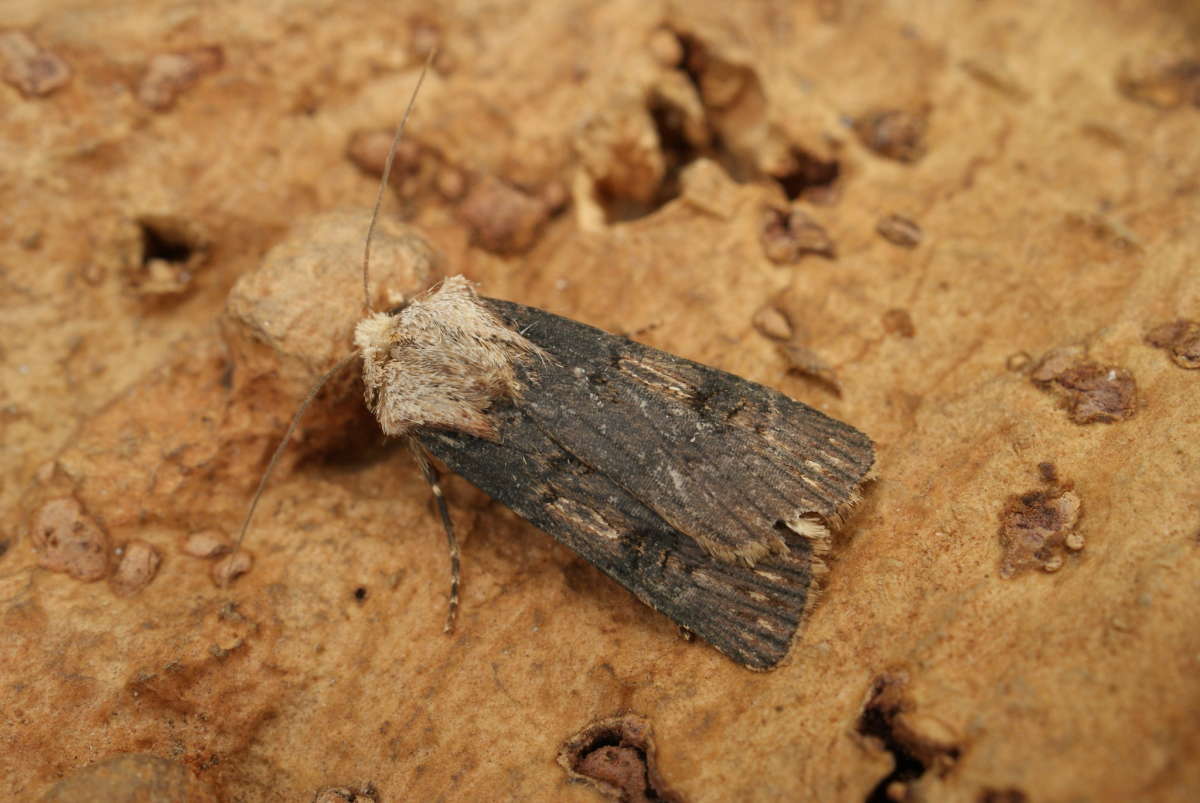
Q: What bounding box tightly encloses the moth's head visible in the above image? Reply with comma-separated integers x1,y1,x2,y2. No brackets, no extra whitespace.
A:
353,310,401,366
352,276,546,440
353,309,407,429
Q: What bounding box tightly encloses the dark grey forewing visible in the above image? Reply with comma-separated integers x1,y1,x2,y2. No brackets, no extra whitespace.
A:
418,301,874,670
494,300,873,563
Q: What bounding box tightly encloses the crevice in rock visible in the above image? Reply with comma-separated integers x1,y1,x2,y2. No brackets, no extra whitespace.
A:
557,714,682,803
138,217,196,267
772,146,840,201
857,673,962,802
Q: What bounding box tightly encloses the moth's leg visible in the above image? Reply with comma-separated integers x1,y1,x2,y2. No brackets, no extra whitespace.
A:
407,436,461,634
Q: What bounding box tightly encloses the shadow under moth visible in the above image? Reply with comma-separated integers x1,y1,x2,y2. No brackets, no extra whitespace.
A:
236,56,875,672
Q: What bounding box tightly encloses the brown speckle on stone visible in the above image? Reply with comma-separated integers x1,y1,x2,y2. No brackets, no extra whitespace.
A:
1029,345,1084,384
435,165,467,200
0,31,71,97
138,46,224,111
212,550,253,586
1005,351,1033,373
81,262,106,286
752,306,793,341
760,205,835,264
1052,365,1137,424
346,131,433,200
816,0,843,23
181,529,232,558
110,540,162,597
1029,346,1137,424
1145,319,1200,369
1037,461,1059,484
34,460,58,484
998,483,1083,578
218,601,246,622
31,497,111,582
881,308,916,338
876,214,923,248
458,175,551,254
1116,56,1200,109
855,108,928,162
960,58,1032,101
347,128,402,176
409,18,442,61
313,783,379,803
538,179,570,214
779,342,841,394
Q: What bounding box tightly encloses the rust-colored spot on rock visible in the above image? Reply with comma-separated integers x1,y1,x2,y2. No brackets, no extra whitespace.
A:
998,475,1083,578
313,783,379,803
779,341,841,394
752,306,793,341
1116,56,1200,109
347,128,408,176
181,529,232,558
0,31,71,97
138,46,224,111
1037,461,1059,484
212,550,253,586
1005,351,1032,372
1145,319,1200,369
960,58,1031,101
760,205,835,264
346,130,443,201
558,713,681,803
436,164,468,201
876,214,923,248
882,308,916,338
31,497,111,582
110,540,162,597
1029,346,1137,424
855,108,928,162
459,175,551,254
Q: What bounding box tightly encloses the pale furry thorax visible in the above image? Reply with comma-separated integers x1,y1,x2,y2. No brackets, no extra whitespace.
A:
353,276,545,439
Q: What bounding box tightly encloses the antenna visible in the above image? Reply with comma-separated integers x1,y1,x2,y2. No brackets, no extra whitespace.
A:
230,51,437,575
230,351,359,561
362,48,436,313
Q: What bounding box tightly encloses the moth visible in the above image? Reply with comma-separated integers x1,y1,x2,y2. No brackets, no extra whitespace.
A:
236,54,875,671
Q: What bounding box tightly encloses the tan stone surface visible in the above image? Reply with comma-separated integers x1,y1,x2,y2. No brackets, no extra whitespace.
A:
2,2,1198,801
